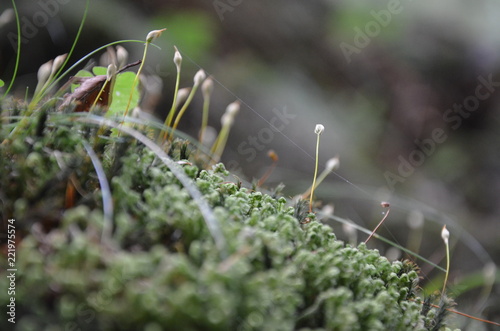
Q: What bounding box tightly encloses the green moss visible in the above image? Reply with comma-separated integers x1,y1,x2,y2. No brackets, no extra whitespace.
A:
0,107,460,330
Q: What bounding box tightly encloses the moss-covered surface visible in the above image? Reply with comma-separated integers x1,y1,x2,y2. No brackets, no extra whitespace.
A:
0,106,458,330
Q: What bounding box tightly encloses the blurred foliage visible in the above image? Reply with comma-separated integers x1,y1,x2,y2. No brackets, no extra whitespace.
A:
151,10,215,66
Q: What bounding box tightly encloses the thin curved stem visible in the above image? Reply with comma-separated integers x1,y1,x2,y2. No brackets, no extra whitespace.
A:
82,141,114,242
364,206,390,244
47,40,147,96
73,115,228,259
29,0,90,109
442,239,450,296
309,133,321,213
123,44,148,117
1,0,21,101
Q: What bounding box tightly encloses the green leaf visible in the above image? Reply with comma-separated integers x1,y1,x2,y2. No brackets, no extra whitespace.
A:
108,71,140,116
91,66,106,76
0,79,4,88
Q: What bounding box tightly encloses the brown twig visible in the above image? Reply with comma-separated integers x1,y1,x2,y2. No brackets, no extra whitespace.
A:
364,201,390,244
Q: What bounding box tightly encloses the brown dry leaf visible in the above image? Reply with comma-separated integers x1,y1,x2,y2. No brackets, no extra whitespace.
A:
58,60,141,112
59,75,110,112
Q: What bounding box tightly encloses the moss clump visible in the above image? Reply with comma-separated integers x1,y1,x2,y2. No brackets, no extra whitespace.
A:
0,107,459,330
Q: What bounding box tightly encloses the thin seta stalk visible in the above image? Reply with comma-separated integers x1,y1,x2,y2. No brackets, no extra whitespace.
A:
123,28,166,119
90,64,117,111
302,156,339,199
162,46,183,141
309,124,324,213
210,101,240,165
5,54,65,142
364,201,391,244
169,69,206,141
199,77,214,143
29,0,90,109
257,150,279,187
48,39,149,102
441,225,450,298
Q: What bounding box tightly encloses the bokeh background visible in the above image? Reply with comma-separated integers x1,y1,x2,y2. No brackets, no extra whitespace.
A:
1,0,499,328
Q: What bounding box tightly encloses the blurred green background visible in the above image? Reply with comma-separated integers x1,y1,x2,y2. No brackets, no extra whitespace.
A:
1,0,499,327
